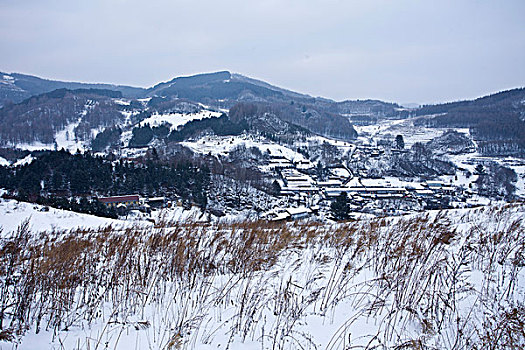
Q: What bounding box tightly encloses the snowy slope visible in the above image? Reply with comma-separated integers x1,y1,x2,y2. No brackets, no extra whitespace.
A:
1,203,523,349
12,155,34,167
139,110,222,131
0,199,124,236
53,117,89,152
0,198,214,237
353,117,470,148
0,156,10,166
182,134,306,161
9,104,98,152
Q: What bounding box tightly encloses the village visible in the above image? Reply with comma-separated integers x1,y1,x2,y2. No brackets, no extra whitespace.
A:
262,145,475,221
95,140,489,222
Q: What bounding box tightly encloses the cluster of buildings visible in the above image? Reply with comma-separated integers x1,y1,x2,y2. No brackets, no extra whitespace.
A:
97,149,471,221
97,195,167,214
264,152,465,220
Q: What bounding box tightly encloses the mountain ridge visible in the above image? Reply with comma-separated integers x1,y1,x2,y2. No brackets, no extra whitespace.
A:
2,69,523,109
1,70,400,110
1,69,524,154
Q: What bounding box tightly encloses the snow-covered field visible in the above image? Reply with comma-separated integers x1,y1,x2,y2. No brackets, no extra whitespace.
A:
139,110,222,131
0,198,213,237
53,117,89,153
1,202,523,349
353,117,470,148
182,134,307,161
0,199,124,235
8,141,55,152
0,156,9,166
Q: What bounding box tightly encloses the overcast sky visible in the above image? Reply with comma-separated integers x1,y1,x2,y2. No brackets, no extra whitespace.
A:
1,0,524,104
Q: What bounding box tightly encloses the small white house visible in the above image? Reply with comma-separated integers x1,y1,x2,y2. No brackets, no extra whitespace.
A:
285,207,312,220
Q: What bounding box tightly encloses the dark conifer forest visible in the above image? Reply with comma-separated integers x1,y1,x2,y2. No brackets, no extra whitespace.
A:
0,150,210,217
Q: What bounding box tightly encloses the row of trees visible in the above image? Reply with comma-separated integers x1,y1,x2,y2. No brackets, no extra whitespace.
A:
475,162,517,199
0,150,210,211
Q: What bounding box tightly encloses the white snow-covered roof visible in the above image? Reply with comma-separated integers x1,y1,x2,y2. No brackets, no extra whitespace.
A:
268,161,293,168
285,176,312,182
415,189,434,195
148,197,166,202
296,162,314,170
360,178,392,188
331,168,351,178
271,212,291,221
326,187,407,196
286,207,312,216
318,180,343,187
425,181,445,187
284,186,319,192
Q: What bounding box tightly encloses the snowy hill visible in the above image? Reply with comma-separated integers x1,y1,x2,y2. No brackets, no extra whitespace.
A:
0,72,145,107
139,110,222,132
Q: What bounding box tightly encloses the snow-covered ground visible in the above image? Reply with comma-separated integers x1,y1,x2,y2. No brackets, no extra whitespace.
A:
514,164,525,197
353,117,470,148
54,117,89,152
12,155,34,167
305,135,355,149
351,117,524,197
119,109,141,127
489,157,525,198
0,156,10,166
182,134,307,161
7,103,100,153
447,153,525,197
139,110,222,131
0,199,124,236
113,98,131,106
0,198,212,237
1,203,523,349
8,141,55,152
353,118,408,140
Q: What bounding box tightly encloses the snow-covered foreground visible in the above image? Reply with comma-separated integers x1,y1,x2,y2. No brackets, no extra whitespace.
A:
1,204,524,349
0,199,123,235
0,199,213,237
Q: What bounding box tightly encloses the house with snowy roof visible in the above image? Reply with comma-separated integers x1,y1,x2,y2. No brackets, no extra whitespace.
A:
98,195,140,208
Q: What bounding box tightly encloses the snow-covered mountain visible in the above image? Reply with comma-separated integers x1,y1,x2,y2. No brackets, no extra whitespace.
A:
3,70,522,153
0,72,145,107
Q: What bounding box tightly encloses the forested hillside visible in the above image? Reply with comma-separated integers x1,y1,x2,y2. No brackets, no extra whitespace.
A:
0,89,128,145
0,150,210,214
416,88,525,156
0,72,145,106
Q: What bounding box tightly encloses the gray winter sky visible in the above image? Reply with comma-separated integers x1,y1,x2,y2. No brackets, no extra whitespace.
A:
1,0,524,104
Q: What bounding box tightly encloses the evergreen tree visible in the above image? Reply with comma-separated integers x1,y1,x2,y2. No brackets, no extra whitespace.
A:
330,192,350,221
129,125,154,147
475,164,485,174
270,180,281,195
395,135,405,149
